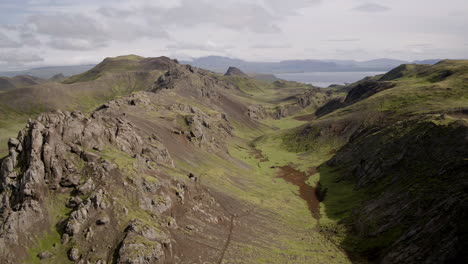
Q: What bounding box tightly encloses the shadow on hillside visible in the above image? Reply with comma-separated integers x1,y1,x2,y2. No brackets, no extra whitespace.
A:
317,164,373,264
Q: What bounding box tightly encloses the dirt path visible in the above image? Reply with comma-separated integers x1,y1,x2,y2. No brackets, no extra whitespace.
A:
198,175,255,264
217,215,234,264
277,165,321,219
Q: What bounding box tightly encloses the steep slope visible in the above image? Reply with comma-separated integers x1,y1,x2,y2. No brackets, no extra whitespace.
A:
326,116,468,263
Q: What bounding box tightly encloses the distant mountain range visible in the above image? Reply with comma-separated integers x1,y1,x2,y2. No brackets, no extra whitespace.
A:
0,57,442,79
181,56,442,74
0,65,95,79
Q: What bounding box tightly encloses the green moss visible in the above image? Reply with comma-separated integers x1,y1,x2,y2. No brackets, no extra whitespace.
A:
25,194,73,264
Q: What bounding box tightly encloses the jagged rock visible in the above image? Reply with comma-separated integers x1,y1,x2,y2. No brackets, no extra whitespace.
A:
68,247,80,261
77,178,95,195
60,174,81,187
67,197,83,208
116,222,167,264
91,189,108,209
65,202,92,235
7,138,19,148
96,215,110,225
151,64,232,98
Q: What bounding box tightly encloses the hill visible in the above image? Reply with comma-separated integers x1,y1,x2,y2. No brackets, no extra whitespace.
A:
0,75,45,91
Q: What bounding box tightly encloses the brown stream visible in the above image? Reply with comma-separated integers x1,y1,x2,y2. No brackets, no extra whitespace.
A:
277,165,320,219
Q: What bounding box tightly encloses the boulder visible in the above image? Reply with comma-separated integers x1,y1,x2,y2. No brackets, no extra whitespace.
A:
68,247,80,261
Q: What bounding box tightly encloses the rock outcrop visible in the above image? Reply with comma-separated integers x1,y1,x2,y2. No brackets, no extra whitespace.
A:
224,67,248,77
0,107,177,263
152,64,236,99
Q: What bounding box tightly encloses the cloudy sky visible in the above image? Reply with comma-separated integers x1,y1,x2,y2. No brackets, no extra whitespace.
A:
0,0,467,70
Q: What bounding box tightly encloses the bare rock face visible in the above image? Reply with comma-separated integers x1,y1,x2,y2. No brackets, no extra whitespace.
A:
224,67,248,77
0,106,175,263
0,85,238,263
116,221,169,264
247,105,267,120
152,64,236,99
296,88,324,108
168,103,233,150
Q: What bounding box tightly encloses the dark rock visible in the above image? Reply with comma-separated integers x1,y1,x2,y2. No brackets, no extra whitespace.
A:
7,138,19,148
224,67,247,77
60,174,81,188
67,197,83,208
96,215,110,225
188,173,198,181
328,119,468,263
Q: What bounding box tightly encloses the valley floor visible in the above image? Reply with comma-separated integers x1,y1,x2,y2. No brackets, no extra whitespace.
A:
181,115,352,263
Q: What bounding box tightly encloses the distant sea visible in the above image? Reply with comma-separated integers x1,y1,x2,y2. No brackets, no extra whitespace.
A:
275,71,386,87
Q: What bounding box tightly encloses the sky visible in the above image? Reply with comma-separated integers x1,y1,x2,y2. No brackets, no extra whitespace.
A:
0,0,467,70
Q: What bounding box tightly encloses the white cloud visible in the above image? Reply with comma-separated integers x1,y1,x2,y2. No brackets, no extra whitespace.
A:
0,52,44,64
0,0,467,70
0,32,20,48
